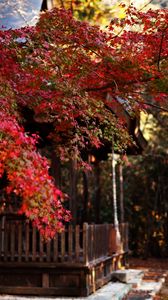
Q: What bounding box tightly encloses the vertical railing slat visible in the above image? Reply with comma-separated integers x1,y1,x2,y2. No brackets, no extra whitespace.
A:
126,223,129,252
68,225,73,262
101,225,104,257
18,222,22,262
53,234,58,262
61,231,65,262
39,234,44,262
46,240,51,262
94,225,97,259
99,225,101,257
0,218,2,261
88,225,90,262
75,225,80,262
10,223,15,262
83,223,88,265
25,221,29,262
4,222,9,262
105,224,107,256
32,226,36,261
0,216,6,261
92,224,94,261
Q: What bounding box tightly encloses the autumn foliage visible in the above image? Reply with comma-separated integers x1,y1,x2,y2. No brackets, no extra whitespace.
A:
0,6,167,237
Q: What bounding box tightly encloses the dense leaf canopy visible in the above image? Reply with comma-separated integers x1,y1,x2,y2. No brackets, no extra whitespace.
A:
0,6,167,237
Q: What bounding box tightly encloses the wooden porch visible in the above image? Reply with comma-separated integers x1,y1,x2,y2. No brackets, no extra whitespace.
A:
0,214,128,296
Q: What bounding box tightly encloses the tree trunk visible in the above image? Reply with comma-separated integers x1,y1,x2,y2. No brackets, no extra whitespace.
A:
111,147,122,253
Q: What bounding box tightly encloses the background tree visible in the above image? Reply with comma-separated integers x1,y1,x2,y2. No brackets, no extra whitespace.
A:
122,110,168,258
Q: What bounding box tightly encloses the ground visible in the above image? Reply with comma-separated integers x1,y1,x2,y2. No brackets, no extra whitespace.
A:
129,257,168,300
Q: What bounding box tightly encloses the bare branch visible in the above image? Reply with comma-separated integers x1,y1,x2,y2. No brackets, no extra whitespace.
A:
138,0,154,12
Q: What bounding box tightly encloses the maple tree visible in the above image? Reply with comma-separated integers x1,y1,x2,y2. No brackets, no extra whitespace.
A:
0,5,167,237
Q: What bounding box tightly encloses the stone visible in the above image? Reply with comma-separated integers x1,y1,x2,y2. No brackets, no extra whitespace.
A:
111,269,144,284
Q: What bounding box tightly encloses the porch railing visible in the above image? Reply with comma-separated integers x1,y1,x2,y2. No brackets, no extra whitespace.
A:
0,215,128,264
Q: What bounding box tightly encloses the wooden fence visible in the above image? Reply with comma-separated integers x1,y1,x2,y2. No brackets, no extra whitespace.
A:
0,215,128,264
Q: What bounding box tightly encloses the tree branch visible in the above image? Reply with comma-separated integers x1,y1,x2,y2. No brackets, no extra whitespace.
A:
84,82,115,92
157,25,168,72
83,75,160,93
134,98,168,113
138,0,154,12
